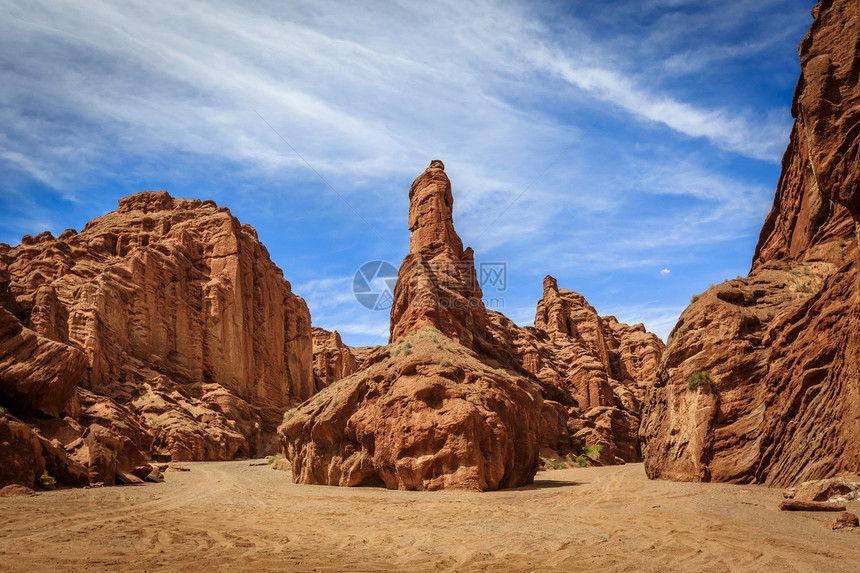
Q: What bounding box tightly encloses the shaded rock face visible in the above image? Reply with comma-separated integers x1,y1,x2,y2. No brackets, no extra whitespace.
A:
311,327,358,391
0,307,87,418
487,276,664,463
641,0,860,487
280,161,663,489
0,191,314,483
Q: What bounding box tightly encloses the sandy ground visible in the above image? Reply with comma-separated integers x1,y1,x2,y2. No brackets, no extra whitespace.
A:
0,461,857,573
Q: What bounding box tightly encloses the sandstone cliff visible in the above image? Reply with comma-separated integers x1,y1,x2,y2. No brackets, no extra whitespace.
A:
641,0,860,486
1,191,314,488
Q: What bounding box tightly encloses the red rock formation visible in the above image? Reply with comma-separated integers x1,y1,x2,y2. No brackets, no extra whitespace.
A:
281,161,664,488
0,307,87,417
282,161,547,490
0,191,314,485
641,0,860,487
311,327,358,391
282,333,544,490
487,276,664,463
0,415,46,489
389,160,494,353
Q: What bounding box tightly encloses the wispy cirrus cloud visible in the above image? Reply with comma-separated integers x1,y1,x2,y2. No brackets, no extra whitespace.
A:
0,0,811,345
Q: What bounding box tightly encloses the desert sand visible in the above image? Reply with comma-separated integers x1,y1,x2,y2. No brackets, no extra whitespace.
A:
0,461,857,572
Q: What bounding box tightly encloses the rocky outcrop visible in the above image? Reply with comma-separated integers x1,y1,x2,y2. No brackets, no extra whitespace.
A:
311,327,358,391
0,307,87,417
281,161,547,490
0,191,314,486
389,161,495,354
0,409,148,489
486,276,664,464
281,161,664,489
0,415,46,489
282,332,544,490
641,0,860,487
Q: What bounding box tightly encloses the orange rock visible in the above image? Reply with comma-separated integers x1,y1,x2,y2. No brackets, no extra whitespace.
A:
311,327,358,391
1,190,315,485
281,161,663,489
0,415,45,489
0,307,87,417
641,0,860,487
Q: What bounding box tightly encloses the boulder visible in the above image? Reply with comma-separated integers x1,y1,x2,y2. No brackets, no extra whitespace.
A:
0,484,37,497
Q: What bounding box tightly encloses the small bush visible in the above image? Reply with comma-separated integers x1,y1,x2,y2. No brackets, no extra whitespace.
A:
0,405,7,415
38,470,58,490
440,358,453,367
687,371,713,390
540,456,565,470
781,266,792,271
690,294,700,304
282,408,298,424
582,444,603,461
267,453,285,465
797,282,812,293
494,368,507,376
573,455,588,468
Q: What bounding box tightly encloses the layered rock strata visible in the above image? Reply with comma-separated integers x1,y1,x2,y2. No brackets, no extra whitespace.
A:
641,0,860,486
282,161,546,490
487,277,664,463
311,327,359,391
1,191,314,487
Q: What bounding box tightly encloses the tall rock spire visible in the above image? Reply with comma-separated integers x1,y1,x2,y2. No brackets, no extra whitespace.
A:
389,161,490,349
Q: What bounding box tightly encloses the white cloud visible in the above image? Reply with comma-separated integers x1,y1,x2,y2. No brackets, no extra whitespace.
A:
0,0,804,345
660,268,671,276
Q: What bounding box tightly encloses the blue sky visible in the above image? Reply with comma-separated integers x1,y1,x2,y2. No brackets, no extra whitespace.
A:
0,0,813,346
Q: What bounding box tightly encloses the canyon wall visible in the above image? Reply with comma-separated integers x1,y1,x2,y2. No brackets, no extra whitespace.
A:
640,0,860,486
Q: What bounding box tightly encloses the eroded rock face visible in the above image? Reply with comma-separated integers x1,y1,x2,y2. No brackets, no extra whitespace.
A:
390,161,494,354
641,0,860,487
0,307,87,418
282,332,543,490
487,276,664,463
282,162,547,490
0,191,314,480
311,327,358,391
0,415,45,489
280,161,664,489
